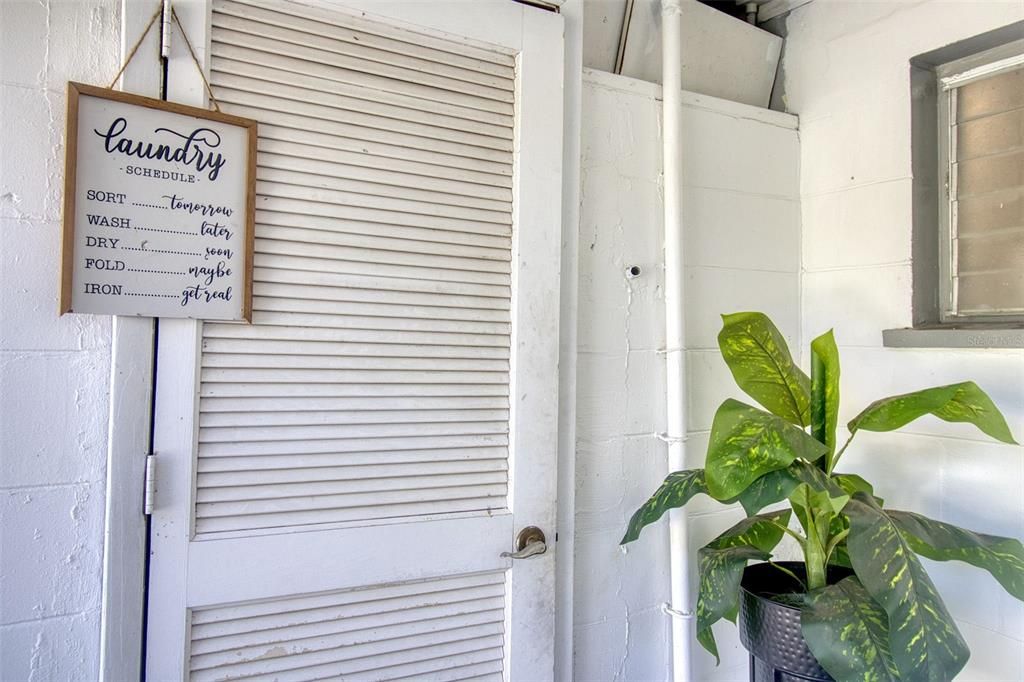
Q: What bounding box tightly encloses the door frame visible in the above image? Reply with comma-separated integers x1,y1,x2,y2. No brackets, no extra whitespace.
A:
100,1,581,680
98,3,161,681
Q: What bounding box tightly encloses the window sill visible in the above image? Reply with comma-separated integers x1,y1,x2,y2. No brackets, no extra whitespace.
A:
882,327,1024,349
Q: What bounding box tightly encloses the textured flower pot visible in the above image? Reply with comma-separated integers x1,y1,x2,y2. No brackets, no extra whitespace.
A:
738,562,853,682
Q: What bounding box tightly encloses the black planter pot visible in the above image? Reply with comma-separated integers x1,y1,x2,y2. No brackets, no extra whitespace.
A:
738,562,853,682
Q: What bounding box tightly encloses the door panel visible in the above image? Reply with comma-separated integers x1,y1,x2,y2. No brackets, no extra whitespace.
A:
147,1,562,679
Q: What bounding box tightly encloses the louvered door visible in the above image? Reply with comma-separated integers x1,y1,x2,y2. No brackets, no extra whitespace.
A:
146,1,563,680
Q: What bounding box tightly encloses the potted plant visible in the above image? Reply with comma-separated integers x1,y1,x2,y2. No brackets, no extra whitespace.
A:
621,312,1023,681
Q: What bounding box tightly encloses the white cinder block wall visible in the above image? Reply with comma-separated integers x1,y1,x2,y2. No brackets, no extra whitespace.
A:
574,70,801,681
783,2,1024,680
0,2,121,679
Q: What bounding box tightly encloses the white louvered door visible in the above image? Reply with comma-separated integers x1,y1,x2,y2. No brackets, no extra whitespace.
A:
146,1,563,680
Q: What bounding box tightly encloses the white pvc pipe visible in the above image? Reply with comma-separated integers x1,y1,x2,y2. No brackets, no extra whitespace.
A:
661,1,693,681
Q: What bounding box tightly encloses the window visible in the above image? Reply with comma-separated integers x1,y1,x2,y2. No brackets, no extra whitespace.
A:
936,45,1024,323
900,22,1024,346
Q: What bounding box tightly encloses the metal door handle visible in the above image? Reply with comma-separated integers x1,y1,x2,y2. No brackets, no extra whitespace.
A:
501,526,547,559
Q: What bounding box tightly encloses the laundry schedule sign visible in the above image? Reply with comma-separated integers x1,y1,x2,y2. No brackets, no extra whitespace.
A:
60,83,257,321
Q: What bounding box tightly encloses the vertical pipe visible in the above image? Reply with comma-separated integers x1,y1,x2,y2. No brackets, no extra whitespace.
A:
661,1,692,681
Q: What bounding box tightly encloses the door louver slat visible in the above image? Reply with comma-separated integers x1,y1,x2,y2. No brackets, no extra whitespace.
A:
197,2,515,537
189,572,506,681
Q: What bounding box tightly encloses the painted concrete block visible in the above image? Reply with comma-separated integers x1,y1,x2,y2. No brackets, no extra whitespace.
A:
620,606,673,682
798,98,912,197
578,163,664,354
624,350,666,435
682,109,800,199
573,526,670,626
832,432,943,522
683,188,800,273
0,0,48,89
573,618,628,682
801,178,913,270
577,355,663,442
580,82,661,179
575,435,667,537
940,436,1024,541
685,267,799,351
928,557,1024,645
955,620,1024,682
686,349,745,433
802,265,912,347
0,351,109,488
0,483,104,622
0,217,111,351
0,610,100,682
576,351,630,443
45,0,121,92
700,662,750,682
0,84,65,222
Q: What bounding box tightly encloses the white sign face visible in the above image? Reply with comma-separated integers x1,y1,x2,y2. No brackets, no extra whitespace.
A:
61,83,256,321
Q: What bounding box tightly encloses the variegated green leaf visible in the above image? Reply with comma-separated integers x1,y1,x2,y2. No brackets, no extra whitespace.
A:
848,381,1017,445
736,468,801,515
695,544,770,664
802,576,900,682
834,473,873,497
705,400,828,500
835,473,885,507
707,509,793,552
621,470,708,544
888,510,1024,601
789,482,849,519
790,459,848,500
695,512,789,663
810,329,841,461
845,493,969,681
736,460,845,515
718,312,811,426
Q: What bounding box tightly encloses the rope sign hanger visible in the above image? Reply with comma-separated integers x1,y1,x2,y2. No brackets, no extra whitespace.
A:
107,3,222,112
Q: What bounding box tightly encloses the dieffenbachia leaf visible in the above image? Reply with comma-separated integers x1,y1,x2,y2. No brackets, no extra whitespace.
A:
848,381,1017,445
705,400,828,500
888,509,1024,601
695,511,791,662
718,312,811,427
736,468,800,515
810,329,841,461
695,544,770,663
736,460,845,515
802,576,900,682
827,514,853,568
834,473,884,507
708,509,793,552
845,493,969,680
621,470,709,544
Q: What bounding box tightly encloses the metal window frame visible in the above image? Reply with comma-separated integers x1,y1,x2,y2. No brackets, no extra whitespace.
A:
935,40,1024,324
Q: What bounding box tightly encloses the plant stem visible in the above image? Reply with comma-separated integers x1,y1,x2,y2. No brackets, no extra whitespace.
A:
768,561,807,592
768,520,806,547
804,520,827,590
828,433,857,474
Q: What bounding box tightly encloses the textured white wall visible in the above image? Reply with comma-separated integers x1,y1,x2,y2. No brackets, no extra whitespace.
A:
574,70,801,681
0,1,120,679
784,2,1024,680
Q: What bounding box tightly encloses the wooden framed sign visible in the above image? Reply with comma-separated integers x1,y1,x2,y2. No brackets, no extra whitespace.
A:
60,82,257,321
